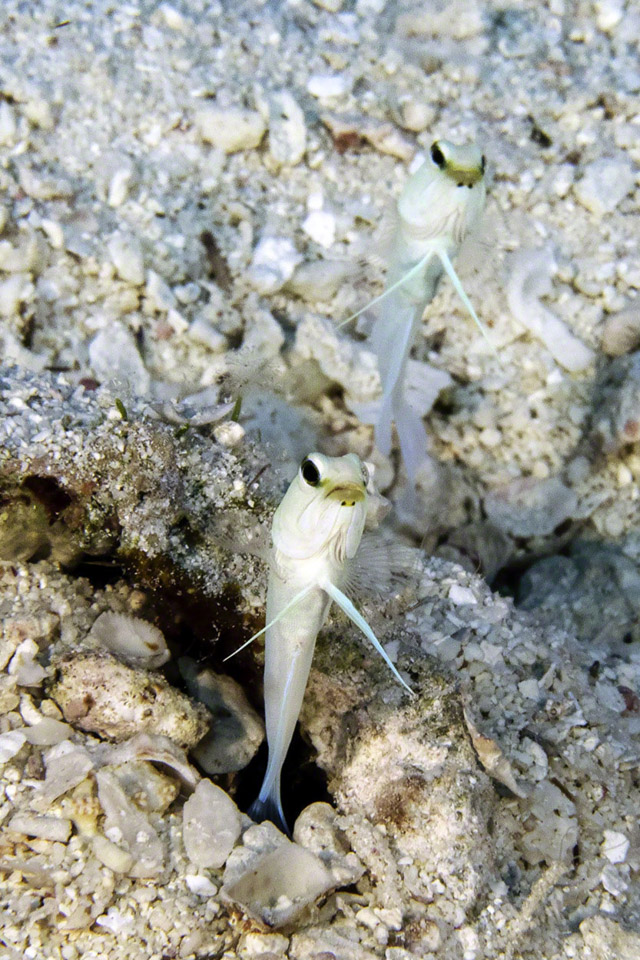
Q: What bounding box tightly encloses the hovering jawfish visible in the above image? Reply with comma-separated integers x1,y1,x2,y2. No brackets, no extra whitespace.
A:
227,452,414,833
340,140,490,480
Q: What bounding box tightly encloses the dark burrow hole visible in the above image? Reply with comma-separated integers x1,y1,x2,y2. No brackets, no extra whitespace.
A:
73,551,331,825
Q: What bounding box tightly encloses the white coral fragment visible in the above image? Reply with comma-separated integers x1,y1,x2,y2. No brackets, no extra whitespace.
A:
88,612,170,669
92,732,200,790
601,829,629,864
33,741,95,810
182,779,242,869
507,248,594,372
222,835,336,929
96,769,164,878
7,638,48,686
0,729,27,764
248,236,302,295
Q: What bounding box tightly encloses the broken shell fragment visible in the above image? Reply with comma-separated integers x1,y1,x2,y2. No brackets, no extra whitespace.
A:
182,779,242,869
221,839,336,929
88,612,170,668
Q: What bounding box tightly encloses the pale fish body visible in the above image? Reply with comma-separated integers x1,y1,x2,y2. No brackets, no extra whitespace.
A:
247,452,412,833
369,140,487,479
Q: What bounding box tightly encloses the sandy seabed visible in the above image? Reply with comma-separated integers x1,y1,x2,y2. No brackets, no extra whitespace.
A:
0,1,639,958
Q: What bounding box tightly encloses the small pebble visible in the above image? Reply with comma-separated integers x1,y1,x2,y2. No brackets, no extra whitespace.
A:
448,584,477,606
248,236,302,294
185,874,218,897
214,421,245,448
601,830,629,864
23,718,74,746
574,158,635,217
302,210,336,248
89,325,151,396
307,74,350,98
108,234,145,286
195,107,266,153
268,91,306,167
9,813,72,842
93,834,135,874
601,305,640,357
0,730,27,764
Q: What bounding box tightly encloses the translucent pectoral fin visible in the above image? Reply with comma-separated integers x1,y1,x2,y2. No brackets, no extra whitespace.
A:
323,581,415,696
335,251,434,331
437,248,500,359
222,584,314,662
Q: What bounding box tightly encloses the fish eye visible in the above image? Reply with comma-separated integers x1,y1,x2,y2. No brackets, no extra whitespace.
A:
481,154,486,174
430,142,445,168
300,458,321,486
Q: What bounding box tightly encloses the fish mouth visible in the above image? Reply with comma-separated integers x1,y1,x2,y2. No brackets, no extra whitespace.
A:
445,165,484,187
325,482,366,506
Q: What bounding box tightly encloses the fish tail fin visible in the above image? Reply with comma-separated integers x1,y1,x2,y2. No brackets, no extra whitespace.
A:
371,293,421,461
395,400,430,484
374,392,394,457
248,786,289,836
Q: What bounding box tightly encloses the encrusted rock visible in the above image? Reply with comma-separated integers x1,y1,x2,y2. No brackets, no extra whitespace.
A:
483,476,578,538
49,655,209,748
293,802,365,887
302,655,497,912
579,915,640,959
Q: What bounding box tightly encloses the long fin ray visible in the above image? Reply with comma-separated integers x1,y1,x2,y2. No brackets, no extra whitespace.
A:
222,584,313,662
323,581,415,696
335,250,435,331
437,248,500,359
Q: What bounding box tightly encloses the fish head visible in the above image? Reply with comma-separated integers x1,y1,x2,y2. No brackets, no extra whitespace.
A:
398,138,486,245
271,452,368,562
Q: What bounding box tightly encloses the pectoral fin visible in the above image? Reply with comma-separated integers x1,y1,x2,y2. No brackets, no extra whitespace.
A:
223,584,314,662
323,581,415,696
335,251,434,331
437,248,500,359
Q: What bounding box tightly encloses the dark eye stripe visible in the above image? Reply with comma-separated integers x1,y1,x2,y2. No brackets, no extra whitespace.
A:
301,458,320,486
